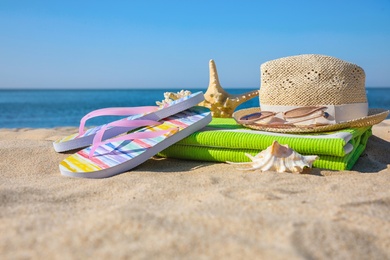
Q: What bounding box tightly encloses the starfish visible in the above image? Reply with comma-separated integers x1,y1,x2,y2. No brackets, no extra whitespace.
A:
199,59,259,118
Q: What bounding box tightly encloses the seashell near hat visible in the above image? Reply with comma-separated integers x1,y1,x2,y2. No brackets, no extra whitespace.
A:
233,54,389,133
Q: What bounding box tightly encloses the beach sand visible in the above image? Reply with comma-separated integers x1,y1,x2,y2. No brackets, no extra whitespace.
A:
1,120,390,259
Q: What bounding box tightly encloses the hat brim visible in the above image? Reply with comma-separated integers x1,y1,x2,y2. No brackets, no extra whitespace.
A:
233,108,389,133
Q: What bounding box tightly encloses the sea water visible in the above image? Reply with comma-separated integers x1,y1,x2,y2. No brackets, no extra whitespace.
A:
0,88,389,128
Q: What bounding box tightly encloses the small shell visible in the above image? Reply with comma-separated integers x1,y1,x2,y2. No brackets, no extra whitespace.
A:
156,90,192,107
229,141,318,173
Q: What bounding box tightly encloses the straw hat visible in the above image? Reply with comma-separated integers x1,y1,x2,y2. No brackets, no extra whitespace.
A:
233,54,389,133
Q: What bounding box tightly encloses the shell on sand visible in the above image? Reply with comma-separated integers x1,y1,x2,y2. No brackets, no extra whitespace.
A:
198,60,259,118
229,141,318,173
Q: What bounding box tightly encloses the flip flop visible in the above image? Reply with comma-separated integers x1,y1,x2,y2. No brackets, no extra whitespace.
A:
59,106,212,178
53,91,205,152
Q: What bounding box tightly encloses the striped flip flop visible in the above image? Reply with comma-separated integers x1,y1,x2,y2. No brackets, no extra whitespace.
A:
59,106,211,178
53,92,205,152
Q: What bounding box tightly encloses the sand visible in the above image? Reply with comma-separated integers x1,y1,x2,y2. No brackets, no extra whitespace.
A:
0,120,390,259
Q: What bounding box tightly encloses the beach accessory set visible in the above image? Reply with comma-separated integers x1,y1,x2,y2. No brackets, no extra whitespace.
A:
54,54,389,176
53,92,211,178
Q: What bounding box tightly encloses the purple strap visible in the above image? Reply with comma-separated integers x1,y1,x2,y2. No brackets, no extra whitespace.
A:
88,126,178,158
78,106,159,135
92,119,161,150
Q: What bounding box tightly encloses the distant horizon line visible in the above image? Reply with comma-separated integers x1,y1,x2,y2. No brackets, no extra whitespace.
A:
0,86,389,91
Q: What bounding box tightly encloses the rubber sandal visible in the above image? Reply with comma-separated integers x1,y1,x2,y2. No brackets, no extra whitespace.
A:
59,106,211,178
53,91,205,152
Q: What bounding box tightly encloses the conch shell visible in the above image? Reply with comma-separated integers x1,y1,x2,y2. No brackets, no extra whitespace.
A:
198,60,259,118
229,141,318,173
156,90,192,107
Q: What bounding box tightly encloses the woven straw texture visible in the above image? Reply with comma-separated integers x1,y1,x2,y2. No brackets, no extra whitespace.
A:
233,108,389,133
260,54,367,106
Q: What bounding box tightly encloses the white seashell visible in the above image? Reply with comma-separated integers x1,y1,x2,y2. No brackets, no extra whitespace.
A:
156,90,192,107
229,141,318,173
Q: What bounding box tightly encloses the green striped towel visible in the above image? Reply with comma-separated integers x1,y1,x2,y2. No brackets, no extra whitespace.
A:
159,118,372,170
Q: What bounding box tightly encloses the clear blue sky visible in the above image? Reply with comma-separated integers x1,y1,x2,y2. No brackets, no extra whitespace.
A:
1,0,389,89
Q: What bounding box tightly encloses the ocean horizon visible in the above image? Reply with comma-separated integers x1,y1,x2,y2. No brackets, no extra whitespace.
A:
0,87,389,128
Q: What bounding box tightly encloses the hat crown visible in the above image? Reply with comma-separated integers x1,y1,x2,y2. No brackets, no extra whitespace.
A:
259,54,367,106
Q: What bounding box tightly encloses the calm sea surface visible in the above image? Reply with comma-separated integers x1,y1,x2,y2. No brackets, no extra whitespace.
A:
0,88,389,128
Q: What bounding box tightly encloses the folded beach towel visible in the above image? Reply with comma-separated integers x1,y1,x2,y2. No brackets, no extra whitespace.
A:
158,118,372,171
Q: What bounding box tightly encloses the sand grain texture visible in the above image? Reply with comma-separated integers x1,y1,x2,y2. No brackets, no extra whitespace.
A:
1,121,390,259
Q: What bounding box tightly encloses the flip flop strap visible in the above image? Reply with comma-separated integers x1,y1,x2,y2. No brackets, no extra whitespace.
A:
78,106,159,135
92,119,161,150
89,125,178,158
